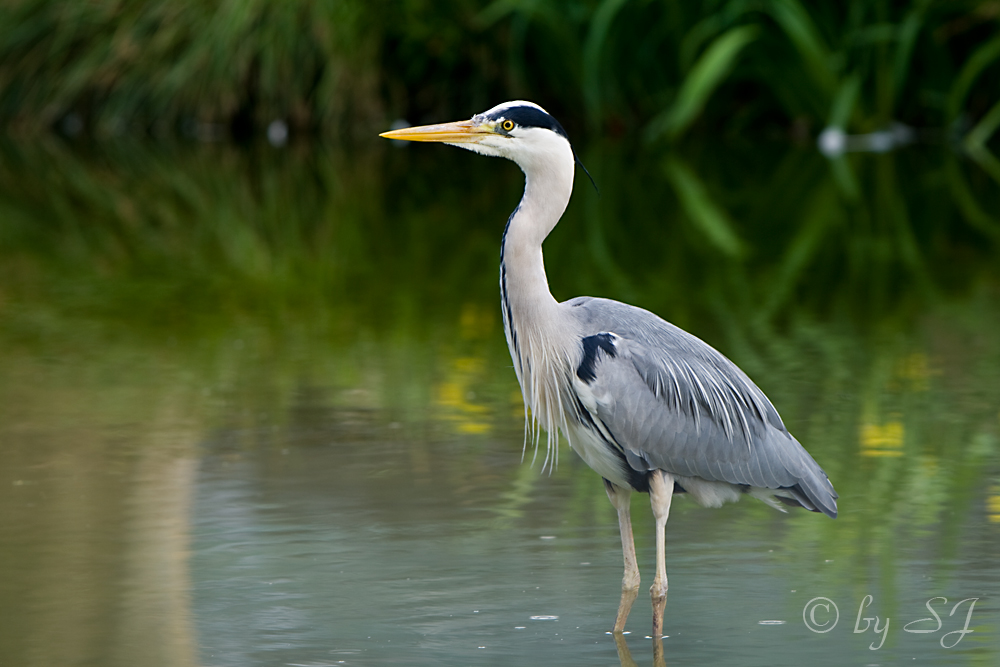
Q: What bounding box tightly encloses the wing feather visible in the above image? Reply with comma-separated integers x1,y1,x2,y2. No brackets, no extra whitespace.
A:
565,296,837,517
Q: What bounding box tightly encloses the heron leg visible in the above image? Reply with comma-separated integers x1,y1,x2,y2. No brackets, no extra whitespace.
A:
648,469,675,639
604,479,640,633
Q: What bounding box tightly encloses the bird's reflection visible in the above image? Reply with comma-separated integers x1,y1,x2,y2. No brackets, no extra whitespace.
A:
613,632,666,667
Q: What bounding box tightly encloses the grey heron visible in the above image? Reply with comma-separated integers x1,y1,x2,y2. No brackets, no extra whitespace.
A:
380,101,838,637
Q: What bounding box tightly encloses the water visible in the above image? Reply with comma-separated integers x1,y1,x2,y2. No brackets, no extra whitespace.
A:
1,137,998,666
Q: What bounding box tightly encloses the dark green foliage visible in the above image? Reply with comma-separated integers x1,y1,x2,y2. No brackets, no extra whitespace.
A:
0,0,378,135
488,0,1000,140
0,1,998,141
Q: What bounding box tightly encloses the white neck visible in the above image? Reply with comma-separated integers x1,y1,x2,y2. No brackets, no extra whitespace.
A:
499,130,577,466
500,128,576,311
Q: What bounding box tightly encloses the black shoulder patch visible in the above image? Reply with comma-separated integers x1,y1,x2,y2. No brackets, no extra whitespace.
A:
577,333,617,384
487,105,569,140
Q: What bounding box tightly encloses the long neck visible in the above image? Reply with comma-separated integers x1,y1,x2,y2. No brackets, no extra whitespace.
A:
500,184,564,318
499,145,576,464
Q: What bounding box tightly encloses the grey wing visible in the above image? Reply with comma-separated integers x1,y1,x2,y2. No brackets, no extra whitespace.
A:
566,296,838,518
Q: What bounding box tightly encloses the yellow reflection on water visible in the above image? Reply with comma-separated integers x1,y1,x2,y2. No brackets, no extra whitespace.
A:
436,356,492,434
434,303,501,434
895,352,932,392
860,420,905,457
988,487,1000,524
510,390,526,420
459,303,495,340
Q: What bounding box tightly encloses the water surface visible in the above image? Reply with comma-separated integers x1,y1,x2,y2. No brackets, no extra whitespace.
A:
1,138,998,665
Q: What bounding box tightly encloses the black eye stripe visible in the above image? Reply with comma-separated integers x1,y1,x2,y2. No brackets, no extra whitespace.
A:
484,105,569,140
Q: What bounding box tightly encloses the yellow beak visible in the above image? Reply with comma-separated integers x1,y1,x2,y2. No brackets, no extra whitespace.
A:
379,120,492,143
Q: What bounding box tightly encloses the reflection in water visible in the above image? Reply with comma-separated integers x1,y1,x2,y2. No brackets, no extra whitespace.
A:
435,304,502,434
989,489,1000,523
613,631,666,667
0,138,997,665
860,420,905,457
0,354,201,666
113,447,197,666
436,356,492,435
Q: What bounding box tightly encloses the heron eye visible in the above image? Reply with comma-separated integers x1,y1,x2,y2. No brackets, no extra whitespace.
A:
502,120,514,132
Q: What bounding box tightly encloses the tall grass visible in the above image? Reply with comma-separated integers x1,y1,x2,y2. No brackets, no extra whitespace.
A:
1,1,998,146
0,0,380,136
487,0,1000,142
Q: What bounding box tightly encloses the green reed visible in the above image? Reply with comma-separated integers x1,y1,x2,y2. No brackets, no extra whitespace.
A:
1,1,998,149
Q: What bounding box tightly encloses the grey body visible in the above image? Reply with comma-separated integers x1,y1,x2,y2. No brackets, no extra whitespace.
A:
559,296,836,517
380,100,837,637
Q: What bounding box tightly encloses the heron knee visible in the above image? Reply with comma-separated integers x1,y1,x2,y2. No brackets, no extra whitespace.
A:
604,478,632,511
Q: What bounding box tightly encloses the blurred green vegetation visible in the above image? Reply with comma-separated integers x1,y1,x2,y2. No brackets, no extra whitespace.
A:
2,134,998,443
2,135,997,341
1,0,998,147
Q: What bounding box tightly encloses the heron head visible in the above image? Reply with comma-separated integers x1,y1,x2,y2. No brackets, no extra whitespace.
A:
380,101,576,172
